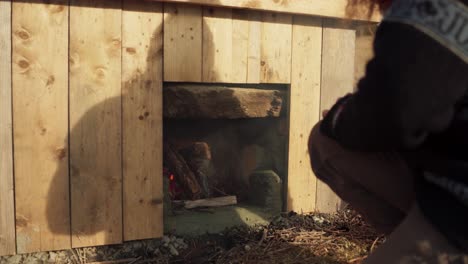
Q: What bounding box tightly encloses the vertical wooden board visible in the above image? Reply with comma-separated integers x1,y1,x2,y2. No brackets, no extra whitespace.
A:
354,24,376,88
12,0,70,253
247,11,261,84
69,0,122,248
202,7,232,82
287,16,322,214
0,0,15,257
261,12,292,84
231,9,248,83
122,0,164,241
316,19,356,214
163,4,202,82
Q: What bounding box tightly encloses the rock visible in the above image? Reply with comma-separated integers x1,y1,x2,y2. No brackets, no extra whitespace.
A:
57,251,69,262
313,216,326,225
23,256,42,264
162,236,171,244
132,241,143,250
249,170,283,212
6,255,22,264
153,248,161,256
36,252,49,261
49,252,58,262
168,245,179,256
244,245,251,251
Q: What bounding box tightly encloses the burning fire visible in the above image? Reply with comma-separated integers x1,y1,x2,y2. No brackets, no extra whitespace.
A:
164,167,182,199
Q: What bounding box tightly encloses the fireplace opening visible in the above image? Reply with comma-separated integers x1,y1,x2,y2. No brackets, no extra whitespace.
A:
162,83,289,235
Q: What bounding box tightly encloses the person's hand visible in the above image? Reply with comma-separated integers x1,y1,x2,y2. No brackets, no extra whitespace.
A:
322,110,329,118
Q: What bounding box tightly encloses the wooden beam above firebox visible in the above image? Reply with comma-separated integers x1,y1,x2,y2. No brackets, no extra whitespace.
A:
164,84,286,119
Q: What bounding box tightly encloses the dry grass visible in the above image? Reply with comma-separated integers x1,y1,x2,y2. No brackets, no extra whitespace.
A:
0,209,383,264
175,209,384,264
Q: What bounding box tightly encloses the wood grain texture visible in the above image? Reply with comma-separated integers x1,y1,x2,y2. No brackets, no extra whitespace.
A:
0,0,15,257
247,11,261,84
287,16,322,214
122,0,164,241
69,0,122,248
354,25,376,87
163,4,202,82
164,84,285,119
316,19,356,214
261,12,292,84
12,0,70,253
231,9,248,83
202,7,233,82
153,0,382,22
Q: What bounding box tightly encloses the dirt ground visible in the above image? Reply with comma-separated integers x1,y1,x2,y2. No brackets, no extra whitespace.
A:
0,208,383,264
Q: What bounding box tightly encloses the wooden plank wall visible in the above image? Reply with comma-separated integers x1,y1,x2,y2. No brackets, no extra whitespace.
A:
163,5,357,214
69,0,123,248
316,20,356,213
122,0,164,241
0,0,15,256
12,0,70,253
163,6,293,84
1,1,361,256
261,13,292,84
1,0,165,256
287,16,322,213
164,4,202,82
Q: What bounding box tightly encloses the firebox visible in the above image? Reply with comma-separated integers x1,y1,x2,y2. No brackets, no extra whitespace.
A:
162,83,289,235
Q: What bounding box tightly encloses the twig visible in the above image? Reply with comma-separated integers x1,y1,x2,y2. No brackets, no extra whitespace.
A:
370,236,381,253
128,256,142,264
71,248,81,264
258,228,268,245
348,256,367,263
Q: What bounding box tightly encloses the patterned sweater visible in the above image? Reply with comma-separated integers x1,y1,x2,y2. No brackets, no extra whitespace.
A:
320,0,468,251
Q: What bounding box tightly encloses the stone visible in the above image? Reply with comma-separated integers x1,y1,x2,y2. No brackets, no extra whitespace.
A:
36,252,49,261
5,255,22,264
249,170,283,212
168,244,179,256
49,252,58,262
162,235,171,244
23,256,42,264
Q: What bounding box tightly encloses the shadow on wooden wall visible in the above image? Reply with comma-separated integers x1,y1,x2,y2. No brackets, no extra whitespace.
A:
43,0,253,250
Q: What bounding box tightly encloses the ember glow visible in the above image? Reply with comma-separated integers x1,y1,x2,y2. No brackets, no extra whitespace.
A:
164,167,182,199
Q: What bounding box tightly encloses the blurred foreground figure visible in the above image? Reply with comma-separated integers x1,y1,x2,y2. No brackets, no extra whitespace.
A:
309,0,468,263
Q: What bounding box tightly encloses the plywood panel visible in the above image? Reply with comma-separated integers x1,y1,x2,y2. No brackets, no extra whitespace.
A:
261,12,292,84
154,0,382,22
69,0,122,248
231,9,248,83
12,0,70,253
202,7,232,82
287,16,322,214
164,4,202,82
122,0,164,241
0,0,15,256
247,11,261,84
316,19,356,213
